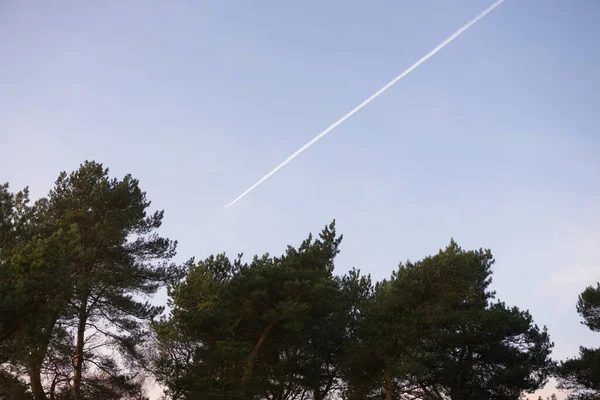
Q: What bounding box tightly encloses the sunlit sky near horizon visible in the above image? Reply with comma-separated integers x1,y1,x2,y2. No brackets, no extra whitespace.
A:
2,1,599,398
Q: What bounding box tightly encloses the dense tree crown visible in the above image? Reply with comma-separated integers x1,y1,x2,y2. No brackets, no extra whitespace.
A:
1,162,179,400
0,161,591,400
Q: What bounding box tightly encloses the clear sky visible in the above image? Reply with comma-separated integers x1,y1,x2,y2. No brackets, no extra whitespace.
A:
1,1,599,398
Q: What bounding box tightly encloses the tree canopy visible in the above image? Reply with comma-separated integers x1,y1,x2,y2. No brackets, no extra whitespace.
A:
1,160,591,400
342,241,553,400
557,283,600,400
1,162,179,400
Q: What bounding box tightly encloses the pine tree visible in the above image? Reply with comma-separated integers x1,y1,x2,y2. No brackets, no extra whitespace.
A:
344,240,554,400
154,222,346,400
558,283,600,399
42,161,180,400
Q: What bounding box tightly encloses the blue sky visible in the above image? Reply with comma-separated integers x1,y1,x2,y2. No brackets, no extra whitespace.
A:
1,1,599,397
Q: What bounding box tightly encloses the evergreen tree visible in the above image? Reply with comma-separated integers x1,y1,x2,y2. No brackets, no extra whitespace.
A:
44,161,180,400
2,162,180,399
153,222,345,400
0,183,76,398
344,241,554,400
558,283,600,399
1,162,562,400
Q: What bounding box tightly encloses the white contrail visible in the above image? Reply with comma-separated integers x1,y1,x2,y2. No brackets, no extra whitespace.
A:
226,0,505,208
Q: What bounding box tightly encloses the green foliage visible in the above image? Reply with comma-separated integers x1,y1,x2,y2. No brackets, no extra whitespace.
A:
155,235,553,400
43,161,180,399
0,183,77,398
557,284,600,400
0,182,30,344
153,222,348,399
1,162,181,399
0,162,562,400
0,183,67,344
343,240,553,400
577,284,600,333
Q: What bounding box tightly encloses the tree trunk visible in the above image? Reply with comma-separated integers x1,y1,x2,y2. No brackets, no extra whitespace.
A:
314,374,334,400
240,320,277,399
72,299,88,400
384,365,392,400
27,312,59,400
29,365,47,400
